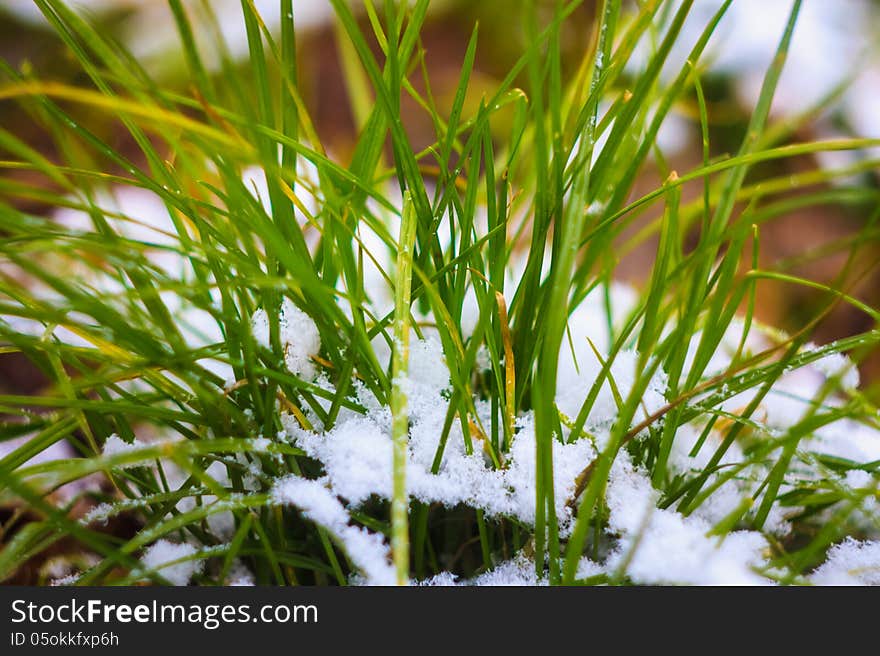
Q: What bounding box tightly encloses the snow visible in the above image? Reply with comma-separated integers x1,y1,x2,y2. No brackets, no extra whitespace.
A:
604,453,770,585
281,333,596,535
272,476,396,586
82,503,114,526
417,571,459,587
810,538,880,586
139,540,202,586
101,433,148,468
50,573,82,587
226,561,256,586
667,423,794,537
250,298,321,380
466,554,547,586
8,214,879,585
804,344,860,391
416,552,603,587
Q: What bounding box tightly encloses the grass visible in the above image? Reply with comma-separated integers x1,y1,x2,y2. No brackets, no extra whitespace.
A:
390,191,416,584
0,0,878,586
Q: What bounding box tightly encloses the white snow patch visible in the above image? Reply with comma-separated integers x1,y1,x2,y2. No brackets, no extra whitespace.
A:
101,434,149,468
803,344,860,391
50,573,82,587
251,298,321,380
283,334,596,535
417,552,603,586
140,540,202,586
604,454,771,585
811,538,880,585
469,554,547,586
272,476,395,585
226,561,256,586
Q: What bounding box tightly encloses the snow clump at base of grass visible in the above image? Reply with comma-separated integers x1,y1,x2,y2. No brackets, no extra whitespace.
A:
263,279,880,585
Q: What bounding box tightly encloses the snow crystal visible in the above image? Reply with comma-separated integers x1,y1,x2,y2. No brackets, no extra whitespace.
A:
416,552,603,586
44,554,99,587
811,538,880,586
469,554,547,586
82,503,114,526
251,298,321,379
417,571,459,586
140,540,202,586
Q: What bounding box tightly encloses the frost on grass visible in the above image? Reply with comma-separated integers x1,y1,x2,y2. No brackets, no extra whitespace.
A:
139,540,202,586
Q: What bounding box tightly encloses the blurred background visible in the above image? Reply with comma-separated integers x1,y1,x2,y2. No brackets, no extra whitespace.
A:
2,0,879,390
